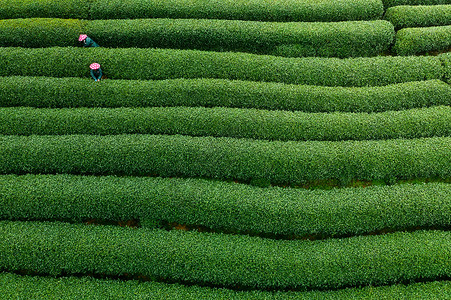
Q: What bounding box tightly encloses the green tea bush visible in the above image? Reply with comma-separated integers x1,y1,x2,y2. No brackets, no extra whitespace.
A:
1,77,450,112
86,19,394,58
383,0,451,8
0,221,450,290
1,273,450,300
0,135,449,185
1,174,450,237
394,25,451,55
385,5,451,29
0,0,384,21
0,0,89,19
0,48,444,86
440,52,451,82
0,18,86,48
0,18,393,58
1,106,450,141
90,0,384,22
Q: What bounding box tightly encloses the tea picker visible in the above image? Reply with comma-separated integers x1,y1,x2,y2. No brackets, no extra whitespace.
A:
90,63,103,82
79,34,100,47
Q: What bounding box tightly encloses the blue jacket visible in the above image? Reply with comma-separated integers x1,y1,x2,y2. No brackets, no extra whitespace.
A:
83,37,99,47
91,68,103,81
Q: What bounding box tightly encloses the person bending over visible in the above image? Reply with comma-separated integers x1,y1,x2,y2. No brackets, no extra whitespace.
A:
79,34,99,47
90,63,103,82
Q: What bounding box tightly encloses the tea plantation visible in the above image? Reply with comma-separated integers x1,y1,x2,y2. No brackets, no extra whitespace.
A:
0,0,450,298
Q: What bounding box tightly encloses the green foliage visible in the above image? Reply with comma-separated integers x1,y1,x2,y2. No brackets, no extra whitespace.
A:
0,48,445,86
0,106,450,141
90,0,384,22
0,135,449,185
87,19,394,58
0,221,450,290
394,25,451,55
385,5,451,29
0,18,393,58
1,174,450,237
1,273,451,300
382,0,451,8
440,52,451,83
0,0,89,19
0,0,384,21
0,18,86,48
1,77,450,112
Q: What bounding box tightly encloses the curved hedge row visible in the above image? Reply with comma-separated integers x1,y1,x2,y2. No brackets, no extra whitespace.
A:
2,273,451,300
1,106,450,141
385,5,451,29
1,174,450,237
0,0,384,22
0,48,444,86
394,25,451,55
2,77,450,113
0,18,86,48
0,135,449,185
91,0,385,22
1,221,450,290
0,0,89,19
0,18,394,58
383,0,451,7
440,52,451,83
90,19,394,58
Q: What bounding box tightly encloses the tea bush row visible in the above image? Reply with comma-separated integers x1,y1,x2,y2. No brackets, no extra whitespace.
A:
1,106,450,141
1,272,451,300
442,52,451,82
1,221,450,290
2,77,450,112
0,47,445,86
0,0,89,19
394,25,451,55
383,0,451,8
0,135,449,185
1,174,450,237
0,18,394,58
0,0,384,22
385,5,451,29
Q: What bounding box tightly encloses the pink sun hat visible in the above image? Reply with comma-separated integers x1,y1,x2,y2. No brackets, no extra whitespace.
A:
78,34,88,42
89,63,101,70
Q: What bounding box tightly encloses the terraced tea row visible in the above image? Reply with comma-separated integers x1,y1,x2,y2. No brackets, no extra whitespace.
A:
0,18,394,58
2,272,451,299
1,0,384,22
1,174,449,237
3,77,449,112
1,106,449,141
394,25,451,55
1,135,449,185
0,48,447,85
1,221,449,290
385,4,451,29
383,0,451,7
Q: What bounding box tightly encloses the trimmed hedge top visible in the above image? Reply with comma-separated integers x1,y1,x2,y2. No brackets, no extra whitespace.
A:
1,77,450,112
0,134,449,184
1,221,450,290
0,0,384,22
0,47,445,86
0,106,450,141
383,0,451,8
1,174,450,237
385,5,451,29
0,18,395,58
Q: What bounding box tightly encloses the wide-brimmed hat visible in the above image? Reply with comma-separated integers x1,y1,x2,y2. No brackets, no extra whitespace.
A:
89,63,101,70
78,34,88,42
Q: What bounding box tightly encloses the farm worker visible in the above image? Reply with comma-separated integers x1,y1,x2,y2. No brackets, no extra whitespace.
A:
90,63,103,82
79,34,99,47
